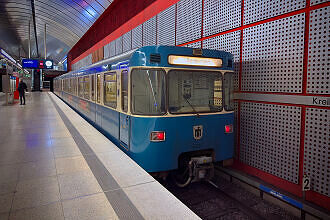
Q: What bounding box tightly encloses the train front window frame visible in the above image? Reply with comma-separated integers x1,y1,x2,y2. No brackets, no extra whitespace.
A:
168,69,223,114
223,72,234,111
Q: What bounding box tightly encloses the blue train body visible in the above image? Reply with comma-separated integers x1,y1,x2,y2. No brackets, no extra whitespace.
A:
54,46,235,174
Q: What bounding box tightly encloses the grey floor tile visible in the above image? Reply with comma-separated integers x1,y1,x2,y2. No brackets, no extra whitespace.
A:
55,156,89,175
58,170,102,200
62,193,118,220
0,164,20,184
0,141,25,152
25,139,53,149
9,202,64,220
0,151,25,165
51,138,76,148
22,147,54,163
0,212,9,220
53,145,81,158
19,159,56,180
0,193,14,213
0,182,17,195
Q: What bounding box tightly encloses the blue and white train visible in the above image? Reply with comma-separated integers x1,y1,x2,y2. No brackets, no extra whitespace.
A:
54,46,234,186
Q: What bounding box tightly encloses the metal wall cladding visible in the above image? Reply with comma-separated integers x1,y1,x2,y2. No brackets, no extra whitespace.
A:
104,42,110,59
176,0,202,45
104,41,116,59
157,4,176,46
240,102,301,184
123,31,132,53
115,36,123,56
203,31,241,91
132,24,143,49
243,0,306,25
143,16,157,46
242,14,305,93
304,108,329,197
185,41,201,48
203,0,241,37
307,7,330,94
72,54,92,70
311,0,328,5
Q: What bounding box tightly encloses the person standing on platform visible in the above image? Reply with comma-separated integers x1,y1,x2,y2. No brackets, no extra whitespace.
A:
17,79,28,105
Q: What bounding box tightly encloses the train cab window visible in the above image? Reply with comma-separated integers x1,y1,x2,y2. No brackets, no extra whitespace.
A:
83,76,90,100
96,74,101,103
121,70,128,112
223,72,234,111
104,72,117,108
91,75,95,101
131,69,166,115
168,70,223,114
78,77,84,98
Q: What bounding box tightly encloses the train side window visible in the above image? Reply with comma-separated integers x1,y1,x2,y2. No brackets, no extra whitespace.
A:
91,75,95,101
83,76,90,100
104,72,117,108
121,70,128,112
96,74,101,103
78,77,84,98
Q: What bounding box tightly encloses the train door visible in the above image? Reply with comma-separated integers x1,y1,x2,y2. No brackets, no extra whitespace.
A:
119,70,130,148
90,75,96,122
95,73,102,127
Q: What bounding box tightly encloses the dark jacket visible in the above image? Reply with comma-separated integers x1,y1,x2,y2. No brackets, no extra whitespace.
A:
17,82,27,93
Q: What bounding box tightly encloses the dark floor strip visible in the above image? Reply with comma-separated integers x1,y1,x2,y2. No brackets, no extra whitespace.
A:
49,94,144,220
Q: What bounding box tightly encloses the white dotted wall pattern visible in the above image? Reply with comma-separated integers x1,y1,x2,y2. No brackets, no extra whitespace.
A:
176,0,202,45
158,4,176,46
234,101,239,159
109,41,116,58
244,0,306,25
115,36,123,56
104,42,111,59
143,16,157,46
311,0,328,6
203,0,241,37
304,108,329,197
307,7,330,94
242,14,305,93
240,102,301,183
203,31,241,91
123,31,131,53
132,24,143,49
185,41,201,48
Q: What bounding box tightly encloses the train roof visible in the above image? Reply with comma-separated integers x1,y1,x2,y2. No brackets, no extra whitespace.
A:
56,46,234,79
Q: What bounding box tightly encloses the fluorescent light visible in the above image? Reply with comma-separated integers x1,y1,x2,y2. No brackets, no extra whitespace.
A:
168,55,222,67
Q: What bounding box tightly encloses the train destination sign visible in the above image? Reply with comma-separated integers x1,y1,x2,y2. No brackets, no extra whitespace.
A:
22,59,53,69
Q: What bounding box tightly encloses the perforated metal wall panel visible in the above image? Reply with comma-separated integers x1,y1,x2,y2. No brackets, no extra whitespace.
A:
203,0,241,37
311,0,328,5
123,31,131,53
143,16,157,46
158,4,176,46
242,14,305,93
104,43,111,59
307,7,330,94
240,102,301,183
132,24,143,49
185,41,201,48
176,0,202,45
244,0,306,25
109,41,116,58
234,101,239,159
203,31,241,91
304,108,329,197
115,36,123,56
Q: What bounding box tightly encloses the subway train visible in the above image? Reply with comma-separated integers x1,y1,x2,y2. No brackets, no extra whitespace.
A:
54,46,235,186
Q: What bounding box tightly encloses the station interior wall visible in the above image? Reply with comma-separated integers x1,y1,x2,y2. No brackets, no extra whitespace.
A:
69,0,329,210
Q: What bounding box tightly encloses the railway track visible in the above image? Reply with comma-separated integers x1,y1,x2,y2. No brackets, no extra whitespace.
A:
163,172,299,220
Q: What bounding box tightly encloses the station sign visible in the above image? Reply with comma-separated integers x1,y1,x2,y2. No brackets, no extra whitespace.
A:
22,59,53,69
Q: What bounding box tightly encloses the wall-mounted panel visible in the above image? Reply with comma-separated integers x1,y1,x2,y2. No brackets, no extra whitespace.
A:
104,42,111,59
185,41,201,48
115,36,122,56
143,16,157,46
203,0,241,37
176,0,202,45
158,4,176,46
311,0,328,5
203,31,241,91
123,31,131,53
244,0,306,25
307,7,330,94
240,102,301,184
242,14,305,93
132,24,143,49
304,108,329,197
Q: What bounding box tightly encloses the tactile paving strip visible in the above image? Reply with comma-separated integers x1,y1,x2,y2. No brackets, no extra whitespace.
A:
307,7,330,94
304,108,329,197
240,102,301,183
158,4,176,46
132,24,143,49
203,0,241,37
123,31,131,53
143,16,157,46
242,14,305,93
203,31,241,91
243,0,306,25
176,0,202,45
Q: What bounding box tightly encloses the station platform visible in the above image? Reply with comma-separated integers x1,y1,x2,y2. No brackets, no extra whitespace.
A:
0,92,199,220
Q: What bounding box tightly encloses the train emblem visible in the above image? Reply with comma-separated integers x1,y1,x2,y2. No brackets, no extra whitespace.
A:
193,125,203,140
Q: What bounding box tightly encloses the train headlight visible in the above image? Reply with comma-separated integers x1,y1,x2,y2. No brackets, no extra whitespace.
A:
150,131,165,142
225,125,233,133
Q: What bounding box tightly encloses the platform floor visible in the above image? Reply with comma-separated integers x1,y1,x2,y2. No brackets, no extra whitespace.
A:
0,92,199,220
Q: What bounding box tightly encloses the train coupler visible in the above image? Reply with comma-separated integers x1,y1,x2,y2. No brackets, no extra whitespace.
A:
189,156,214,183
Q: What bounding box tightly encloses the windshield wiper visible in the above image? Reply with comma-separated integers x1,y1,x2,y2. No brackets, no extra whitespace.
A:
183,95,200,117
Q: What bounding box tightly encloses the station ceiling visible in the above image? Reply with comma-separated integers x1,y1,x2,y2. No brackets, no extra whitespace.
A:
0,0,113,63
